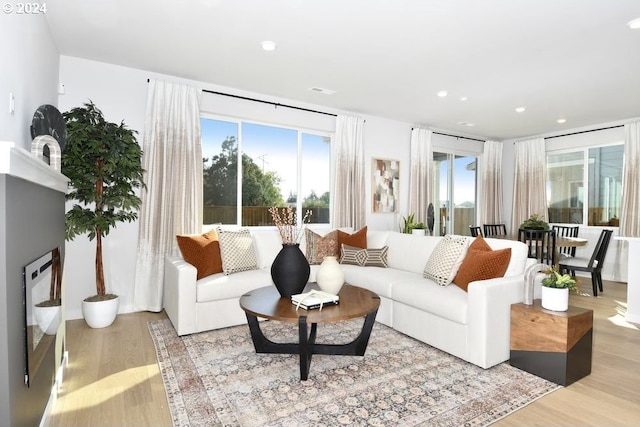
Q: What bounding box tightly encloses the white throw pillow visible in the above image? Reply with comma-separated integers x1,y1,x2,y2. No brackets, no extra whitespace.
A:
423,235,470,286
217,228,258,275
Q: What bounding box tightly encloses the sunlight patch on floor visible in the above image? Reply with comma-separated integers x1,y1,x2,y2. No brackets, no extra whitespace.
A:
52,363,160,413
607,300,639,330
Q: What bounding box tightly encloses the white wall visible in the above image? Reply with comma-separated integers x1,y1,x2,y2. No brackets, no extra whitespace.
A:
0,13,59,149
58,56,481,319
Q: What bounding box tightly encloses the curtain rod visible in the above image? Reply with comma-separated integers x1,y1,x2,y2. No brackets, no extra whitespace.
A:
543,124,624,140
146,79,337,117
412,128,485,142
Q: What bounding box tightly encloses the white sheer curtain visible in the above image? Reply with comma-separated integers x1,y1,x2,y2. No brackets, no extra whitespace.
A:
134,80,202,312
620,120,640,237
479,140,504,225
331,115,366,229
408,127,433,224
511,137,547,233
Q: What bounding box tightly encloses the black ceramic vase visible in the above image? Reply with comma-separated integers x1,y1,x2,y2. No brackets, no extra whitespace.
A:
271,243,310,298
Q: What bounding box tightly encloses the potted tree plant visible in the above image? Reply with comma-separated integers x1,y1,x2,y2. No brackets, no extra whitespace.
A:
540,268,578,311
62,101,144,328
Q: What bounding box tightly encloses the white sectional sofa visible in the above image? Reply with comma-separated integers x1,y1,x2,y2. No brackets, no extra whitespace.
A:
163,228,534,369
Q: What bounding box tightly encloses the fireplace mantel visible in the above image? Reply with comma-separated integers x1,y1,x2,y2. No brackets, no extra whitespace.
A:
0,141,68,193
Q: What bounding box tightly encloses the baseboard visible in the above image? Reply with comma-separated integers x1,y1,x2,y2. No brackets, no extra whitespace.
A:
39,351,68,427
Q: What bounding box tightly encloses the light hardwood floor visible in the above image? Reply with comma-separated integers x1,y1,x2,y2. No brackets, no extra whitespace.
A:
48,280,640,427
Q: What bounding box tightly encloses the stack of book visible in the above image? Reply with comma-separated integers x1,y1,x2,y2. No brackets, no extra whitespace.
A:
291,290,339,310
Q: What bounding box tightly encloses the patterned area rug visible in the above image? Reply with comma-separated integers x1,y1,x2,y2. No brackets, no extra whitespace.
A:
148,319,559,426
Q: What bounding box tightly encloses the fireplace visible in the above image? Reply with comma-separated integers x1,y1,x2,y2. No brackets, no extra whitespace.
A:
23,247,62,387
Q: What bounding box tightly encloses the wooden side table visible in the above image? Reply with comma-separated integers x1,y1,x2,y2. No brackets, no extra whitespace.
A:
510,299,593,386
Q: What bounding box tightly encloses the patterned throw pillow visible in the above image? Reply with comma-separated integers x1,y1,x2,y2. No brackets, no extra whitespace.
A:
176,229,223,280
452,236,512,291
216,228,258,275
340,244,389,267
305,229,339,264
423,234,470,286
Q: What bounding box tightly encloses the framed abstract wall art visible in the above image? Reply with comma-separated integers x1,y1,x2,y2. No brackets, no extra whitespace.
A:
372,158,399,213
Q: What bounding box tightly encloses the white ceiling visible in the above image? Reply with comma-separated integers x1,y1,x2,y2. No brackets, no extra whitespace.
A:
45,0,640,140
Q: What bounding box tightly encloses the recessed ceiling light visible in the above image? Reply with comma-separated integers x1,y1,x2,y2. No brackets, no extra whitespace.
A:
557,118,567,124
460,97,468,102
628,18,640,29
437,90,448,98
261,40,277,51
515,107,526,113
457,121,475,127
309,87,336,95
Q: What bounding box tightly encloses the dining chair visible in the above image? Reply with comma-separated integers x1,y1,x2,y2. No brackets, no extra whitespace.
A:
558,229,613,297
552,225,580,258
518,228,557,266
483,224,507,237
469,226,482,237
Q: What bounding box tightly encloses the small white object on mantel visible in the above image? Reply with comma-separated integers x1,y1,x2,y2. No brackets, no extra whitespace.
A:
614,236,640,325
0,141,68,193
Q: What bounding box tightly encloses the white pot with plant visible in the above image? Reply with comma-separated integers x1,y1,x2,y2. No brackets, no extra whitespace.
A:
62,101,145,328
541,268,578,311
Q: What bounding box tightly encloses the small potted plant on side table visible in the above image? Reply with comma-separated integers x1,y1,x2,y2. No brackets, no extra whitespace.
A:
541,268,578,311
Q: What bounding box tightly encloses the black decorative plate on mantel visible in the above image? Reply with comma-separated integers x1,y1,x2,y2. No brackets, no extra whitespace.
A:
30,104,67,156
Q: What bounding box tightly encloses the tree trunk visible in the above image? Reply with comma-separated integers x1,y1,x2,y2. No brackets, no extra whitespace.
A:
95,160,105,297
96,231,105,296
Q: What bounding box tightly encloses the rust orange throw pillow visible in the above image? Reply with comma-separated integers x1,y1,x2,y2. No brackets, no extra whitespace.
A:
338,226,368,249
452,236,511,292
176,229,223,280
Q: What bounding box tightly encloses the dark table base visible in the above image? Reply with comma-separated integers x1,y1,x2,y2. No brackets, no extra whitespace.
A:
245,309,378,380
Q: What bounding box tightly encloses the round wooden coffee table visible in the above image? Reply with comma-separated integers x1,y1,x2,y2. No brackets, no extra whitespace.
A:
239,284,380,380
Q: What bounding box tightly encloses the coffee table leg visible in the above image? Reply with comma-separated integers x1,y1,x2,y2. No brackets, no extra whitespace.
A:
298,316,318,380
245,309,378,380
245,314,299,354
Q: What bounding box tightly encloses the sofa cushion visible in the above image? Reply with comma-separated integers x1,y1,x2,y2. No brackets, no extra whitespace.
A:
423,234,470,286
196,269,271,302
251,229,284,269
305,229,339,264
484,237,529,277
384,232,441,273
176,230,223,279
217,228,258,275
342,265,418,299
340,244,389,267
392,277,469,324
452,236,511,291
338,226,367,249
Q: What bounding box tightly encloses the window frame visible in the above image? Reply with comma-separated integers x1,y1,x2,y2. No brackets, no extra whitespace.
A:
200,113,333,227
546,141,623,226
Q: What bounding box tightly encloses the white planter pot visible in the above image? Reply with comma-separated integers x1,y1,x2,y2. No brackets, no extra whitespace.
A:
316,256,345,295
412,229,426,236
82,295,120,328
541,286,569,311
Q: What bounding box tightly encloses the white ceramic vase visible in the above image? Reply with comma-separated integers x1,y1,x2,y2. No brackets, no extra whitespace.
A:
316,256,345,295
412,229,426,236
541,286,569,311
82,295,120,328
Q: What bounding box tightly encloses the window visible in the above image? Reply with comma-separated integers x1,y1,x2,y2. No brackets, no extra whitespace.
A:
547,144,623,226
432,152,477,235
201,117,331,226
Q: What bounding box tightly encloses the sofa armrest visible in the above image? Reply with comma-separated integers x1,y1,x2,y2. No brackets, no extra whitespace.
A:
163,256,198,335
466,274,525,368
